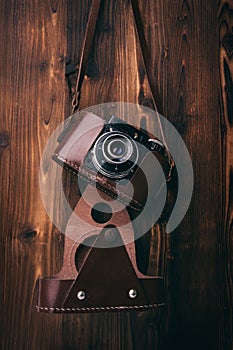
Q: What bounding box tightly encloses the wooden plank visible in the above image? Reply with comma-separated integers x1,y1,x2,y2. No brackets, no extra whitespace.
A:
0,0,67,349
219,1,233,349
162,1,222,349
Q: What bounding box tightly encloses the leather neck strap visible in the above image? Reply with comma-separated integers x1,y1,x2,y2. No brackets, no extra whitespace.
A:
72,0,161,113
72,0,102,113
72,0,174,169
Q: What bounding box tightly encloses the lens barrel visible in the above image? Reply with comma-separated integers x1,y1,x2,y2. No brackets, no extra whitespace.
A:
102,134,133,164
93,131,138,178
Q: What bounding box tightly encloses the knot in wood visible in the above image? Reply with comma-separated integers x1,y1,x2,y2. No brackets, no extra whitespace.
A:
0,130,10,148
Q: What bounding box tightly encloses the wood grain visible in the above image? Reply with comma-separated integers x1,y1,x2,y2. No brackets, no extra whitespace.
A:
162,1,222,349
0,0,231,349
0,0,67,349
219,1,233,349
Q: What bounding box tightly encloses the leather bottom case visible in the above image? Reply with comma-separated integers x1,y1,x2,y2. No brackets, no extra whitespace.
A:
36,277,165,313
36,186,167,314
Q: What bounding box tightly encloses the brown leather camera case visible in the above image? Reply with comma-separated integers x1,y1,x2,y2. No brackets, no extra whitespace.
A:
37,111,176,313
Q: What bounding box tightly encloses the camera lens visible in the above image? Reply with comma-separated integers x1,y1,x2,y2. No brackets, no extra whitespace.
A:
103,134,133,164
92,131,138,178
108,139,126,158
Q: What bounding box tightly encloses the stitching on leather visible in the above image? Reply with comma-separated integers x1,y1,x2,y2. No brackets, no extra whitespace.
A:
55,157,142,211
78,166,141,203
72,162,142,209
36,303,165,312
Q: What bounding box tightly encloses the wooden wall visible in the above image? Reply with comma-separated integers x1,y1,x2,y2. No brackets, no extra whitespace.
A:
0,0,232,349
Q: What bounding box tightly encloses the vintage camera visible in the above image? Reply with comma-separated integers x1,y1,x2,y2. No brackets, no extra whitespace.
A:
84,115,167,181
53,111,173,211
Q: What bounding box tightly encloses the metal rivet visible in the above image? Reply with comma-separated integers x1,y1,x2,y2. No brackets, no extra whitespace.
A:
104,228,117,242
77,291,86,300
128,289,137,299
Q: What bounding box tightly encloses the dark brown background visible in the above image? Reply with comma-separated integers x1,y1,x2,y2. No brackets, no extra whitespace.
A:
0,0,232,349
